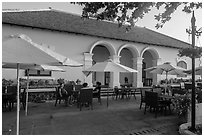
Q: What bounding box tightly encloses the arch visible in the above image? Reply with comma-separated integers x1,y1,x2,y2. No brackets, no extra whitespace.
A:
177,60,187,69
140,46,160,59
117,44,140,58
89,40,116,56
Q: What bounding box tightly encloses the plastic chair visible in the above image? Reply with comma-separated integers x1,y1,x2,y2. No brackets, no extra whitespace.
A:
93,87,101,104
113,86,120,100
144,91,168,118
78,88,93,111
139,89,146,109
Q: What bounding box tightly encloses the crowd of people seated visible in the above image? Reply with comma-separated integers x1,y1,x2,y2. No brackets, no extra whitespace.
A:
54,79,102,107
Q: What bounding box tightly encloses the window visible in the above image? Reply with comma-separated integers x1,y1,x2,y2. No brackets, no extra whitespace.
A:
92,60,96,82
142,62,146,83
177,61,187,69
104,72,110,86
177,61,187,77
25,70,52,76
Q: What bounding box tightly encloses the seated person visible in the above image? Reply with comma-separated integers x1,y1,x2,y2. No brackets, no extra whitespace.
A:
57,83,69,106
58,83,68,97
94,82,101,92
80,82,92,107
82,82,89,89
93,82,101,104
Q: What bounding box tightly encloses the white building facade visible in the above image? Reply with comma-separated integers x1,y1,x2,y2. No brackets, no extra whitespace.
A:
2,9,201,87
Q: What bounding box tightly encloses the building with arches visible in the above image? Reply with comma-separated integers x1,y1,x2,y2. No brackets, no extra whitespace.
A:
2,9,201,87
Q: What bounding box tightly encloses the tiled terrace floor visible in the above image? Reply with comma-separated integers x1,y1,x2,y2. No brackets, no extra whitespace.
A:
2,95,181,135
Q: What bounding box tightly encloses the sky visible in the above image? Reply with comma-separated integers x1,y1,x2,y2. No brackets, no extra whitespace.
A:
2,1,203,46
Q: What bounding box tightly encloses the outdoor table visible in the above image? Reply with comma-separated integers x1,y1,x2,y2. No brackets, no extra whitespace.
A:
159,94,175,100
27,88,56,93
2,92,13,96
136,86,153,92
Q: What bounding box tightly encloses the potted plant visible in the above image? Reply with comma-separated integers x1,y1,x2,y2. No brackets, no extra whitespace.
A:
172,93,191,124
173,90,202,135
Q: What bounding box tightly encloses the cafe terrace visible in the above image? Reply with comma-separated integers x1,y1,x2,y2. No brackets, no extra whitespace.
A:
2,8,201,87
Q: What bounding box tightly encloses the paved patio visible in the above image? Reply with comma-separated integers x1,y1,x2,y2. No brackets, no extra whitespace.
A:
2,95,181,135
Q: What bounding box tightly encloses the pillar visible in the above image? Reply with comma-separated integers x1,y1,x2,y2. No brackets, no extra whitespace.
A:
152,58,162,85
83,52,93,86
109,55,121,88
133,57,143,87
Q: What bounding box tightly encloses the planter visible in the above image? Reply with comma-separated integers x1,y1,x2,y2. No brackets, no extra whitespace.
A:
179,122,202,135
179,122,197,135
187,103,202,124
179,103,202,135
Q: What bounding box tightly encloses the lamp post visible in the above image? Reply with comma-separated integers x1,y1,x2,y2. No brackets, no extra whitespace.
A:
186,11,202,131
191,11,196,131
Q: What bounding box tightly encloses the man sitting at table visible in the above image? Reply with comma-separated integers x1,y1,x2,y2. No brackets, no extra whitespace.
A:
58,83,69,106
93,81,101,104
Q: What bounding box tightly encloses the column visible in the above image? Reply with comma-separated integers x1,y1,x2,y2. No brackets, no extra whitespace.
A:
83,52,93,86
132,57,143,87
109,55,121,88
152,58,162,85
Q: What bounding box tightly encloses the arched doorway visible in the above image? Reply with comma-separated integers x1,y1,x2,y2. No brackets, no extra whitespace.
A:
141,48,160,86
120,48,133,86
118,44,139,87
92,45,111,86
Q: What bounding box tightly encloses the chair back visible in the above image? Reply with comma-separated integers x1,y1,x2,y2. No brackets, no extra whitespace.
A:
2,86,6,93
7,86,17,94
140,89,145,99
55,87,60,98
64,84,74,96
114,86,119,94
185,83,192,90
75,85,83,91
153,87,162,95
145,91,158,107
197,82,202,89
171,88,186,95
6,86,17,101
79,88,93,103
180,82,185,89
140,88,151,99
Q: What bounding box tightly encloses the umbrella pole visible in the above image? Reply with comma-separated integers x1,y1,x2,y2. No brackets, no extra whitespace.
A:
107,88,109,108
25,69,29,116
165,72,168,94
16,63,20,135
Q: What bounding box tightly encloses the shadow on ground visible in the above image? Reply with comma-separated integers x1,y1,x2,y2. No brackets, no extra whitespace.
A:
2,95,181,135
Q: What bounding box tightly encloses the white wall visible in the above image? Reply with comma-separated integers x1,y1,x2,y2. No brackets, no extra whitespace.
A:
2,24,201,84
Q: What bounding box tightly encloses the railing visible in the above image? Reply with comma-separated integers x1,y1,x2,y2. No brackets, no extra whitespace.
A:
143,78,153,86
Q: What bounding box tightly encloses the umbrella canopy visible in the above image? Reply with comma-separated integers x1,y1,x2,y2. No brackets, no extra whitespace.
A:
184,66,202,75
83,59,138,76
2,34,80,135
144,62,187,80
3,34,83,67
2,63,65,72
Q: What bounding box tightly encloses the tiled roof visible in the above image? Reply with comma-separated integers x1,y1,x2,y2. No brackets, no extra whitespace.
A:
2,9,190,48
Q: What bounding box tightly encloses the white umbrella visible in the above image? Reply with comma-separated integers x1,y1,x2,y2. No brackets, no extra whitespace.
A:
2,63,65,71
145,62,187,94
3,64,65,116
2,34,81,135
25,66,65,116
3,34,83,67
82,59,138,108
184,66,202,75
83,59,138,76
144,62,187,81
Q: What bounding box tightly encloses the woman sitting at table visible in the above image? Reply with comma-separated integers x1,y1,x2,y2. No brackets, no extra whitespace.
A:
93,81,101,104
